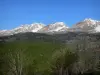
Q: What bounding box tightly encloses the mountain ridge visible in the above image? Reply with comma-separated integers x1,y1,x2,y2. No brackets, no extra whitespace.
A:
0,18,100,36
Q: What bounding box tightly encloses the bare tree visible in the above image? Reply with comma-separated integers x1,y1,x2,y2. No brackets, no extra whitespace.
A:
6,49,25,75
51,48,78,75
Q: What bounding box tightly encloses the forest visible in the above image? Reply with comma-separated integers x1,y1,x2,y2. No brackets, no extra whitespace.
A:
0,32,100,75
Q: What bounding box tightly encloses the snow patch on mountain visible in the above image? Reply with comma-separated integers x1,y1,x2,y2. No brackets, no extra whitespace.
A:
84,18,97,25
39,22,69,32
95,25,100,32
12,23,45,34
72,18,100,32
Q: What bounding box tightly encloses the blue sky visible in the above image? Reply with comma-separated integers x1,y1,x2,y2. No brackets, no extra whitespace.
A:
0,0,100,30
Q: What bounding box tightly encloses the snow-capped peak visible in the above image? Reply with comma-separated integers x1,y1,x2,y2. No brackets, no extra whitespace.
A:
30,23,45,32
49,22,67,31
53,22,65,25
39,22,69,32
49,22,67,27
71,18,100,32
84,18,93,21
83,18,98,25
11,23,45,34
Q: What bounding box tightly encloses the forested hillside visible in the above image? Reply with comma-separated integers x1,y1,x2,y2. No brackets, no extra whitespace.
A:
0,32,100,75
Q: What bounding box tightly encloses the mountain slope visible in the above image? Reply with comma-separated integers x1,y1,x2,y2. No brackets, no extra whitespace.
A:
39,22,69,33
71,18,100,32
11,23,45,33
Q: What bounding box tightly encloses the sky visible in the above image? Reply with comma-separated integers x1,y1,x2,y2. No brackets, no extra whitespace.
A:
0,0,100,30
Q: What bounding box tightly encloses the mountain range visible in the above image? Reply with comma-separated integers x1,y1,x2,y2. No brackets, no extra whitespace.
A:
0,18,100,36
